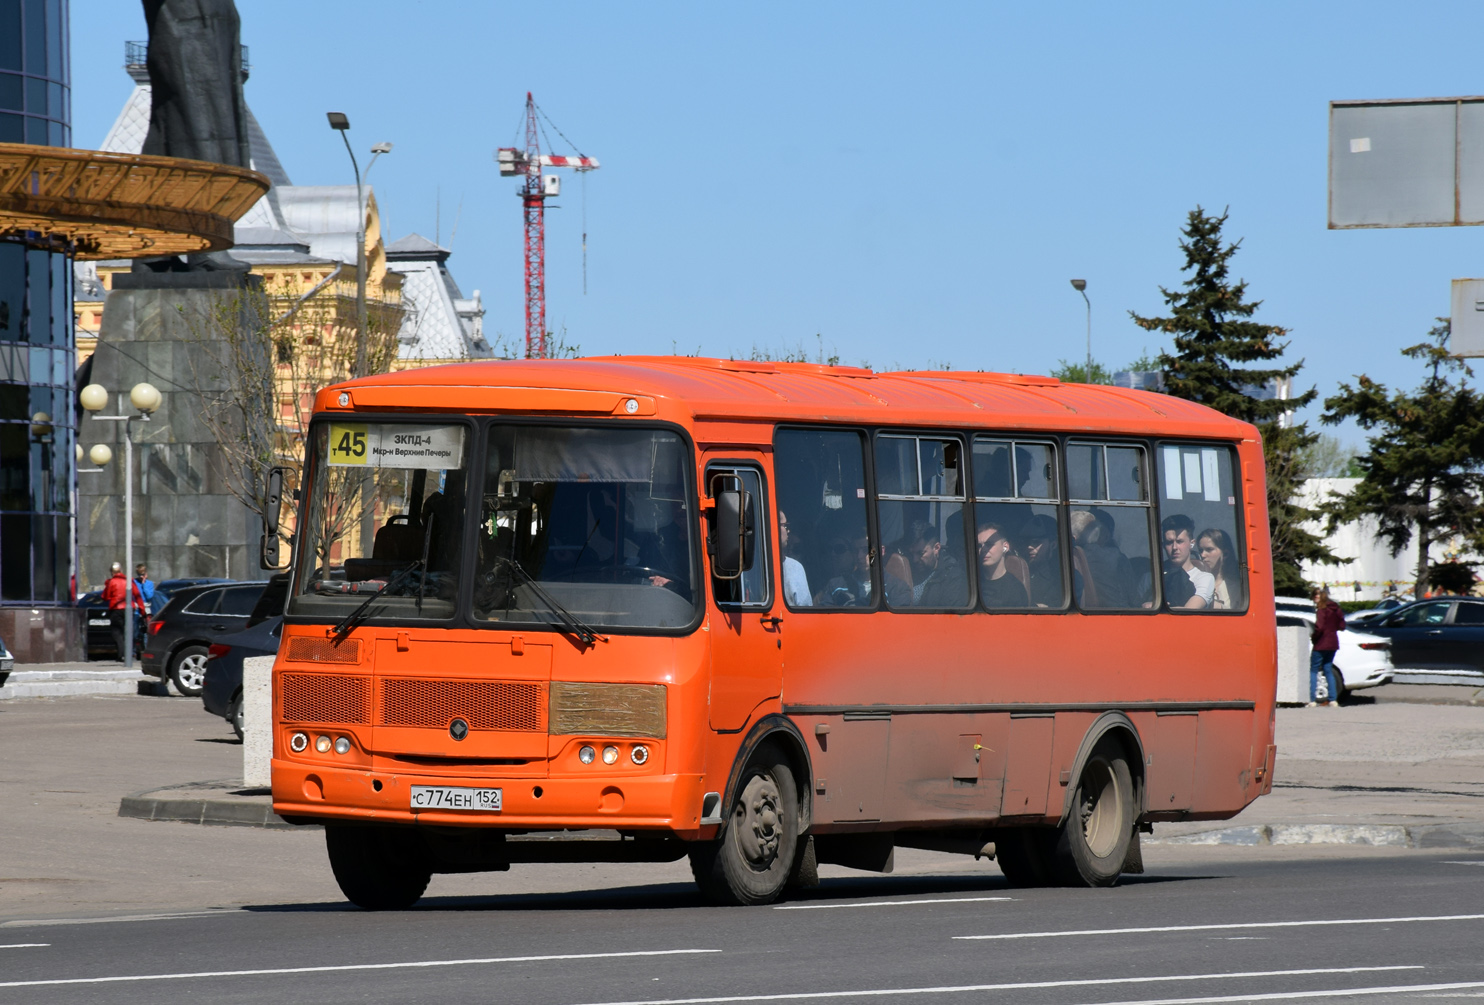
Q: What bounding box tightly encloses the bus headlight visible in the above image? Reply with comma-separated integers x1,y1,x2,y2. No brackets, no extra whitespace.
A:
315,735,332,753
290,732,308,753
602,745,619,765
334,736,351,755
631,744,649,765
579,745,596,764
549,682,666,739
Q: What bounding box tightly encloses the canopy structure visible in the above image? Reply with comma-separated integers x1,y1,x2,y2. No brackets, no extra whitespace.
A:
0,142,269,259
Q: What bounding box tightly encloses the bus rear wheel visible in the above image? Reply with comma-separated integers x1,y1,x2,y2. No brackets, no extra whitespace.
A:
325,825,431,910
689,745,799,906
1053,737,1135,887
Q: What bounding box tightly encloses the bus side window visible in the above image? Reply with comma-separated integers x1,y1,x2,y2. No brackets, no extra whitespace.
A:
971,437,1065,609
1155,444,1247,613
1066,442,1157,610
773,428,874,610
874,434,971,610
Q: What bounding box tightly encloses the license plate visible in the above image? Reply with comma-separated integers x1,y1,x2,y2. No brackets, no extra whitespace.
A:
89,618,111,626
410,785,502,812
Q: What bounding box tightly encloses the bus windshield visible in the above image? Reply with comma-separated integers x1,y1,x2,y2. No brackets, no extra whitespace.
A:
289,420,469,620
471,425,697,630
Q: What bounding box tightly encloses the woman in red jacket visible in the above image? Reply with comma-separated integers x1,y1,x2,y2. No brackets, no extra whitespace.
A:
1310,587,1346,706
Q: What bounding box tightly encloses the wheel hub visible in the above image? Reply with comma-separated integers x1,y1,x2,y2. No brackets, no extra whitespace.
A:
733,774,782,869
1078,759,1123,858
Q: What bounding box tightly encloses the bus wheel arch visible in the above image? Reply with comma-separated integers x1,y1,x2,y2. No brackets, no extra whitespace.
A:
721,714,814,835
1057,712,1145,828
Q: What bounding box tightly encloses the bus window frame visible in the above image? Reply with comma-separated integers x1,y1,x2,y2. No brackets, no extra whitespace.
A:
1153,438,1251,616
284,413,707,639
1063,437,1163,616
969,434,1069,613
871,428,976,613
705,459,774,611
773,424,881,615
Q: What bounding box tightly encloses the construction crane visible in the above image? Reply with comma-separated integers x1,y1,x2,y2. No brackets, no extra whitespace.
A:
496,93,599,359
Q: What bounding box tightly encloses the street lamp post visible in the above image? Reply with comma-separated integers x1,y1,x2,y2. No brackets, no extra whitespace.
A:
80,381,161,670
326,112,392,378
1070,279,1091,382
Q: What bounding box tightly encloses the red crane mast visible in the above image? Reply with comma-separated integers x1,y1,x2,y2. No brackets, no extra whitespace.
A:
496,93,599,359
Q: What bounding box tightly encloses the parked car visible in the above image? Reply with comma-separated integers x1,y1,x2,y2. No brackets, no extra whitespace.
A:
150,577,231,614
1352,597,1484,674
1275,609,1394,698
140,581,271,696
0,634,13,686
1347,595,1412,627
202,616,282,740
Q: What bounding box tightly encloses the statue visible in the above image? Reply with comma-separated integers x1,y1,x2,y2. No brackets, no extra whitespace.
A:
137,0,251,272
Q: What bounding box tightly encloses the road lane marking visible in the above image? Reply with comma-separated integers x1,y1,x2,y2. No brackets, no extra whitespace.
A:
0,910,239,928
1444,861,1484,867
0,948,718,989
561,966,1420,1005
1069,980,1484,1003
775,897,1013,911
954,913,1484,940
0,944,48,949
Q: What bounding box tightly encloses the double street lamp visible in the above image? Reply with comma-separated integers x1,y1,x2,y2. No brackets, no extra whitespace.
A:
326,111,392,378
79,381,162,670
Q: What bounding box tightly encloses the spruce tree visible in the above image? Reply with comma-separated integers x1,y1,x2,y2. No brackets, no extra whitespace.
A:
1321,321,1484,595
1130,206,1332,594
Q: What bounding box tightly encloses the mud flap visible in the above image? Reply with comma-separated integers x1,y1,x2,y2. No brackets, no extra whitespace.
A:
788,835,820,888
1121,827,1145,875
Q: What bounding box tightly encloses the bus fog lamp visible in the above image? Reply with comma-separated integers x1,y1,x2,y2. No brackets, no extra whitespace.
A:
334,736,351,755
289,732,309,753
579,745,596,764
315,735,332,753
602,745,619,765
630,744,649,765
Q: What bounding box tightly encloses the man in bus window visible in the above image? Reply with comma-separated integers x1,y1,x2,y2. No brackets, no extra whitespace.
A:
976,523,1029,608
779,511,812,607
817,535,874,606
1020,513,1061,607
907,520,966,607
1161,514,1213,609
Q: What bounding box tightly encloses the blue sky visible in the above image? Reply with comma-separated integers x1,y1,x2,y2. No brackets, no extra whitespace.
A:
71,2,1484,441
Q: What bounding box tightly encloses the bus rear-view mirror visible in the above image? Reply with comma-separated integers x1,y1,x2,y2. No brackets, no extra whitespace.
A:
711,486,756,579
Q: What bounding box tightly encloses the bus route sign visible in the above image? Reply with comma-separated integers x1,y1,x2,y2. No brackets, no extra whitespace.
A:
326,423,465,470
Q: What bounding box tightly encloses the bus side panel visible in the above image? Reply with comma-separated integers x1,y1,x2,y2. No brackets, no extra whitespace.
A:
1002,714,1056,818
1188,709,1258,819
1141,711,1198,815
878,712,1006,827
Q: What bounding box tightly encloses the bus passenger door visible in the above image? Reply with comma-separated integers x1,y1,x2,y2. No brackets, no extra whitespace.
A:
705,460,784,732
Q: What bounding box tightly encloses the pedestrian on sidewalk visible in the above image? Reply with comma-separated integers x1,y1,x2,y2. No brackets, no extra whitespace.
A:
1310,587,1345,706
132,564,156,648
103,562,146,662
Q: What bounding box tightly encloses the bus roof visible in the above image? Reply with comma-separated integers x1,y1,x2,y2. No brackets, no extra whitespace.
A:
320,357,1257,441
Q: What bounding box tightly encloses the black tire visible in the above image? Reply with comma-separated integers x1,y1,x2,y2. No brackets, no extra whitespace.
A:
1051,736,1135,887
994,827,1059,887
169,645,209,697
226,689,244,741
325,825,432,910
689,744,800,906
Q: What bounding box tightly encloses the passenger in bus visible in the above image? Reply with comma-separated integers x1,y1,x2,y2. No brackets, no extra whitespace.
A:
1197,527,1240,610
779,511,812,607
817,536,874,606
906,520,967,608
1071,508,1137,608
1020,513,1061,607
635,497,692,600
976,523,1030,608
1160,514,1213,609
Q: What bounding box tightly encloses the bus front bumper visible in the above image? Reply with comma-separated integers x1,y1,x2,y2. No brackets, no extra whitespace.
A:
271,761,710,838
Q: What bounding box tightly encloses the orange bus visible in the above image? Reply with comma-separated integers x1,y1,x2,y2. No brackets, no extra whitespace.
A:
270,357,1277,908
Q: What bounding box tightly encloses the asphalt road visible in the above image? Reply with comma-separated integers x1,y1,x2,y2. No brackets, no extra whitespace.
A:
3,851,1484,1004
4,693,1484,1004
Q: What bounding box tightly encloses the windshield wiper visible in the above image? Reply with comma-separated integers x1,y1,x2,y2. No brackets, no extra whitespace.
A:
330,559,424,640
503,557,606,647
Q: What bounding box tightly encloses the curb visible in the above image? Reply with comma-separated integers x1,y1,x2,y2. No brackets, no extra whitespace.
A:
0,670,151,700
117,780,306,830
1148,823,1484,849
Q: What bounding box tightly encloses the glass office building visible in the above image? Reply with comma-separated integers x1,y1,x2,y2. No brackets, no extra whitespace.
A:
0,0,74,606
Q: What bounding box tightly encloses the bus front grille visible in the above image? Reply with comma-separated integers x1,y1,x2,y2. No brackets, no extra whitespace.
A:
284,637,361,664
281,673,372,724
379,679,546,732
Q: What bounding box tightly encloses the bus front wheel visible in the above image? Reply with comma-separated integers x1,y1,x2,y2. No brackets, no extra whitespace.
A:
1053,737,1135,887
325,825,431,910
689,745,800,906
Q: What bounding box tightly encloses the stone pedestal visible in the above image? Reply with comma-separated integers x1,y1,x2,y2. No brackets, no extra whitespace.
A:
78,278,264,589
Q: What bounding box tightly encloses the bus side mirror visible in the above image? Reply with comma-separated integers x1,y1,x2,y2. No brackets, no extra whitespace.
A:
260,466,286,570
710,487,756,579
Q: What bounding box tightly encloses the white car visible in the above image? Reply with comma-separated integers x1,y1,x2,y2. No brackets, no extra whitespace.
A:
1276,605,1394,697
